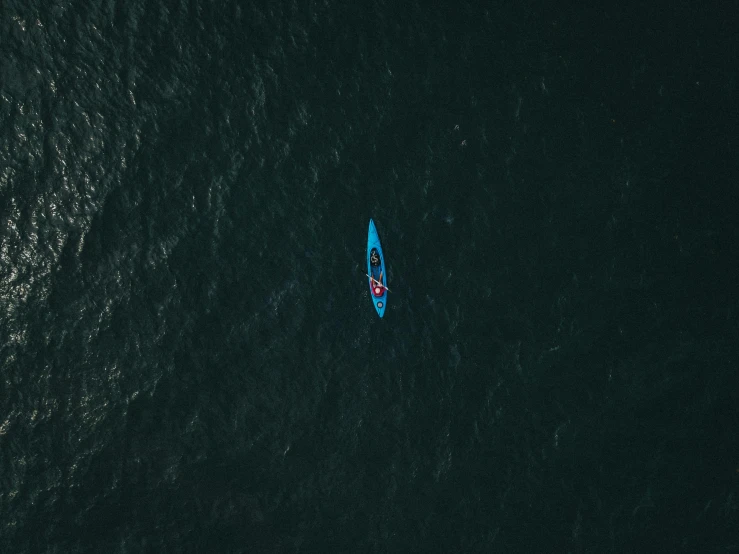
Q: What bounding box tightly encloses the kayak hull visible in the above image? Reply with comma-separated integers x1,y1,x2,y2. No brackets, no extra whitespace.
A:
367,219,387,318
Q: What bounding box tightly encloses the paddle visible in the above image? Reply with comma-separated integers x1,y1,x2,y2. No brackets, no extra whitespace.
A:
366,273,391,293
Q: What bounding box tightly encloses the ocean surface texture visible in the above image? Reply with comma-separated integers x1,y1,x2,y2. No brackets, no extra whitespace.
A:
1,0,738,552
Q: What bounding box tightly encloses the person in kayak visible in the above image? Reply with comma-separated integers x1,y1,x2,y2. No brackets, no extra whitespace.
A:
369,249,384,296
371,271,385,294
371,272,384,296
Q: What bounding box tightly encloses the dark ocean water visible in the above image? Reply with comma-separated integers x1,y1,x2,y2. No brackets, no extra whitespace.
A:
1,0,738,552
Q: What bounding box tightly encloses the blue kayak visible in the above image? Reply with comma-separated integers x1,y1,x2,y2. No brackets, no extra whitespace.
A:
367,219,388,318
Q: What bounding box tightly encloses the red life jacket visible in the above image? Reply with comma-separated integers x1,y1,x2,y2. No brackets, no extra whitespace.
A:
371,278,384,297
